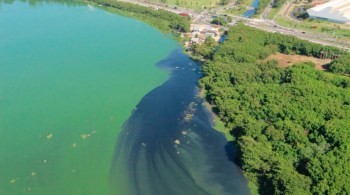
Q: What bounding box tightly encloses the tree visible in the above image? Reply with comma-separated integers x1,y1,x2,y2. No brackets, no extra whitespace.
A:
220,0,229,5
198,24,350,194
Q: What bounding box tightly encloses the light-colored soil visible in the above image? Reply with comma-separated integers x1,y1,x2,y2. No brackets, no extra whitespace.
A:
265,53,332,70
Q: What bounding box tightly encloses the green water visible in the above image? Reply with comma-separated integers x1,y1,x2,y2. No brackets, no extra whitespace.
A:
0,1,177,194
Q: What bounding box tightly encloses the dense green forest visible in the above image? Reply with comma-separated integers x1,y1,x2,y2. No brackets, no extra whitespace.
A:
196,24,350,194
89,0,190,33
329,54,350,75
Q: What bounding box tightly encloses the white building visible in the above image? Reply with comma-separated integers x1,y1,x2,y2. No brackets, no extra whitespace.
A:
307,0,350,24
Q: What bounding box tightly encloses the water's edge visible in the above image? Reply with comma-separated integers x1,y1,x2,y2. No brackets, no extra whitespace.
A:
110,48,250,195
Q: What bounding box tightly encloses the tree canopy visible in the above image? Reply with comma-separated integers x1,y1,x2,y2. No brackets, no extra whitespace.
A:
329,54,350,75
199,24,350,194
90,0,190,33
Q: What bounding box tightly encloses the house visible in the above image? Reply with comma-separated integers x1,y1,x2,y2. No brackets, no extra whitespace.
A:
206,30,219,35
191,37,200,44
205,33,216,38
192,26,200,32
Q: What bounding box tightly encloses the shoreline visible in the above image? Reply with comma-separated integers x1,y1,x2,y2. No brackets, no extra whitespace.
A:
198,88,233,141
86,0,190,36
197,83,260,195
111,47,251,194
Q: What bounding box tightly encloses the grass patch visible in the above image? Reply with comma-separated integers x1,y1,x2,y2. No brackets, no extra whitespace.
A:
213,116,233,141
200,89,233,141
274,16,350,40
267,7,279,19
248,182,259,195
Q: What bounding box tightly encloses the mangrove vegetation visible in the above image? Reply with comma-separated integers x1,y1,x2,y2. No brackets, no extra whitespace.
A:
89,0,190,33
197,24,350,194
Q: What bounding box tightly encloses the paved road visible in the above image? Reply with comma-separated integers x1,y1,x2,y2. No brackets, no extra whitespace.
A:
243,0,350,50
106,0,350,50
245,19,350,50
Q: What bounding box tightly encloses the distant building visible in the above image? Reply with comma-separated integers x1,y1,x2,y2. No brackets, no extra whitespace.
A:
192,32,200,38
307,0,350,24
192,26,200,32
206,29,219,35
191,38,200,44
205,33,216,38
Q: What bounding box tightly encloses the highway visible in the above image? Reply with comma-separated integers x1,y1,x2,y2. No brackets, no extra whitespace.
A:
107,0,350,50
231,15,350,51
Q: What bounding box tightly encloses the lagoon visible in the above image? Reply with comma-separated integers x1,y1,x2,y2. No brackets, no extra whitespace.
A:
0,1,249,194
0,1,175,194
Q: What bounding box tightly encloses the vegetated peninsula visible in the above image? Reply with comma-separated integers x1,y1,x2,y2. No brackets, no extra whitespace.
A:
194,24,350,194
88,0,190,33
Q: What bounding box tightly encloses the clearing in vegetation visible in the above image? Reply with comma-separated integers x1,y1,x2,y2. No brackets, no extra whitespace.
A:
264,52,332,70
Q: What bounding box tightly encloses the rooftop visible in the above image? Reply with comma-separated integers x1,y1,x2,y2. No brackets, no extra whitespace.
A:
308,0,350,23
312,0,350,11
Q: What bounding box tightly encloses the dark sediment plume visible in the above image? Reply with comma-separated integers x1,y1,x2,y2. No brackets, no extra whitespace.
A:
110,48,250,195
